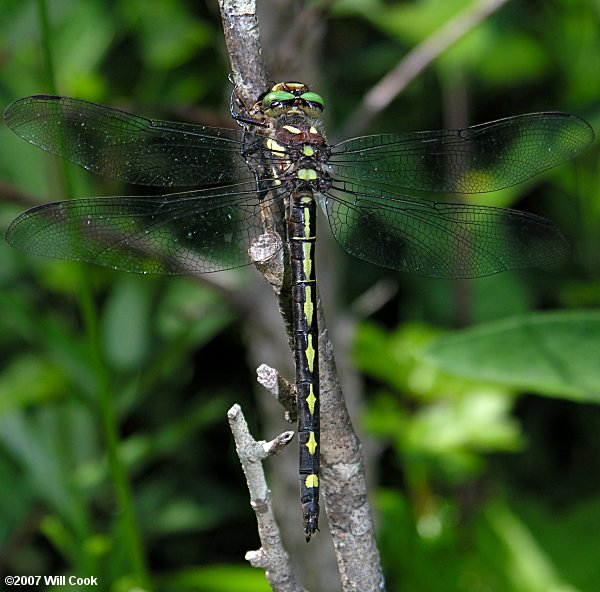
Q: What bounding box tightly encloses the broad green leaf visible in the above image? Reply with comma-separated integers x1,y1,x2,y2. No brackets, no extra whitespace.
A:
356,323,522,477
364,388,522,479
102,276,154,370
424,310,600,401
161,565,271,592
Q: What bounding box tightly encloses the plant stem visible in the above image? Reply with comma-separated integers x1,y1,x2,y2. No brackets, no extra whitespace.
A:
36,0,150,588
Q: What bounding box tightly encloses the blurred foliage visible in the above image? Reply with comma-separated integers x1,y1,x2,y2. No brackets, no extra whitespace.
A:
426,310,600,400
0,0,599,591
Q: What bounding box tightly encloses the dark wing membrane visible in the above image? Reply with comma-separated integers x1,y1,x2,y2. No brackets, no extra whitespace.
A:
3,95,253,187
323,181,569,279
5,182,284,274
328,113,594,193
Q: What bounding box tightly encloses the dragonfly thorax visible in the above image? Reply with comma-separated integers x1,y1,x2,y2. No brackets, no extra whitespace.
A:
264,119,331,196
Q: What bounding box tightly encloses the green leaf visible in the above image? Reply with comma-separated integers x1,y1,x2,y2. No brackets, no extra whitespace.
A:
0,454,35,534
424,310,600,401
477,501,576,592
512,495,600,589
357,323,523,478
0,406,92,535
157,279,236,345
0,355,68,416
101,276,154,370
335,0,472,43
161,565,271,592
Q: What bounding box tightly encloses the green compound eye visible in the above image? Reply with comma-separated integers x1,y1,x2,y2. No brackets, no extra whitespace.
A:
262,91,295,109
299,92,325,109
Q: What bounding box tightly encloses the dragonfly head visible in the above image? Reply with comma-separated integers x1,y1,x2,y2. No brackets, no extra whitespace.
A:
261,81,325,118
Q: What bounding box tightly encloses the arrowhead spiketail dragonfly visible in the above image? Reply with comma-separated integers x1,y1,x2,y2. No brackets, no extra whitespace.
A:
4,82,594,541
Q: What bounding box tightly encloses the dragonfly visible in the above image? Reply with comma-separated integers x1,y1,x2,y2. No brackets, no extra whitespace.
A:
4,82,594,541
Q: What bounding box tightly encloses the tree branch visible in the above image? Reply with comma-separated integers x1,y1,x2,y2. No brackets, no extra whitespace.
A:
218,0,385,589
227,405,304,592
256,364,297,422
218,0,269,106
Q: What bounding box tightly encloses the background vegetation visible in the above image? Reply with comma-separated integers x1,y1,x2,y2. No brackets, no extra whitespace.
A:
0,0,599,591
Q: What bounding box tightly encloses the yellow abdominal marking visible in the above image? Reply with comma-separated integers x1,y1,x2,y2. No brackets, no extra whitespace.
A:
303,144,315,157
306,432,318,455
283,125,302,134
298,168,317,180
309,126,318,134
305,474,319,488
266,138,286,156
302,202,313,238
302,242,312,279
306,384,316,415
306,334,315,372
304,285,314,326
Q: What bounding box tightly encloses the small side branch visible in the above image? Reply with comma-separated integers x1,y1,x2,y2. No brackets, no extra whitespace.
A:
250,231,285,295
257,363,297,422
227,405,304,592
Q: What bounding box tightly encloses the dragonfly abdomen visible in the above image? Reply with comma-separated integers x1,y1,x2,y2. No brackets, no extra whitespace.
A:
288,190,321,541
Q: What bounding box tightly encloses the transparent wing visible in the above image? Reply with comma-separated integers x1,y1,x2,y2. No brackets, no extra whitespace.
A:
328,112,594,193
3,95,253,187
6,182,285,274
323,181,569,279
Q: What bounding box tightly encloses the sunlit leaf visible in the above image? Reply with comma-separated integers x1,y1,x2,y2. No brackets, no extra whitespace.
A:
425,310,600,400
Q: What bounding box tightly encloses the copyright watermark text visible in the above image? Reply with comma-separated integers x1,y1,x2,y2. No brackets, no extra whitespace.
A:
5,575,98,587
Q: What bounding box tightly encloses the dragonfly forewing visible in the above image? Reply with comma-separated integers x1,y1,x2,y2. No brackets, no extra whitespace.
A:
3,95,252,187
328,112,594,194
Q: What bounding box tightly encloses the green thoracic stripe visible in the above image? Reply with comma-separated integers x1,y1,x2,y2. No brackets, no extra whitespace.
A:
289,190,320,541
